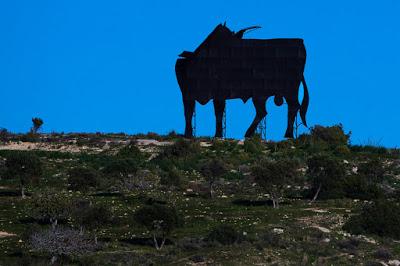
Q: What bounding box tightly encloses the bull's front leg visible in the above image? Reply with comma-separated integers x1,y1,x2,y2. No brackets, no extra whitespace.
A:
284,98,300,138
183,99,195,138
213,99,226,138
245,98,267,138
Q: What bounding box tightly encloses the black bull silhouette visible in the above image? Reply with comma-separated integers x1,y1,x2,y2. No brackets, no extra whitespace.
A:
175,24,309,138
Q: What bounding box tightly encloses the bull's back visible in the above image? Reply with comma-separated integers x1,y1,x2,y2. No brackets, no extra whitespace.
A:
176,38,306,104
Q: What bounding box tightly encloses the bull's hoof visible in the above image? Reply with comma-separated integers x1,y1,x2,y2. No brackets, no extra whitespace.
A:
184,130,193,139
244,131,254,138
284,131,294,139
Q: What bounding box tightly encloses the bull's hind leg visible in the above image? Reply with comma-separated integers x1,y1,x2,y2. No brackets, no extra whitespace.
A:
245,98,267,138
183,99,195,138
284,98,300,138
213,99,226,138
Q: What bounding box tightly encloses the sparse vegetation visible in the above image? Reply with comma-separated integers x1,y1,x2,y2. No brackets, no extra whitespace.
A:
0,130,399,265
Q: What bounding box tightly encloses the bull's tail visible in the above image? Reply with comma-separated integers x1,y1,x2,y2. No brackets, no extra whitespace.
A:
299,75,309,127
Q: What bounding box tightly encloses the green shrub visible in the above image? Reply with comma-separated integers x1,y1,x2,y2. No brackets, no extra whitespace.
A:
357,158,386,182
343,175,383,200
133,204,181,250
103,158,138,177
252,159,300,208
207,224,239,245
243,136,263,154
350,145,387,155
4,151,43,198
159,138,200,159
343,200,400,239
307,154,346,200
310,124,350,147
334,144,351,156
160,167,183,188
68,167,100,192
117,142,145,164
19,132,40,142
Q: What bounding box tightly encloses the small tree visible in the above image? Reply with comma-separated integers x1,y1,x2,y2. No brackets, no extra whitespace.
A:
133,204,180,250
31,117,44,134
71,200,113,244
307,154,346,202
4,151,42,198
30,191,71,229
252,159,299,208
200,158,227,198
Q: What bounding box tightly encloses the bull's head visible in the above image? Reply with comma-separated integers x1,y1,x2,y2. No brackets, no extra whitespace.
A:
178,24,261,59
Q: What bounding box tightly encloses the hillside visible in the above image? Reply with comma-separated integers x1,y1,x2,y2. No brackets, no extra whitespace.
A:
0,127,399,265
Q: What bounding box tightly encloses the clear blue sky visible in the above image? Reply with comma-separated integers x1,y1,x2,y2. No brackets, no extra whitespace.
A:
0,1,399,147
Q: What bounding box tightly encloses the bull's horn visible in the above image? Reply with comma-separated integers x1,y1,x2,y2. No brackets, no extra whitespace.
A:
235,26,261,38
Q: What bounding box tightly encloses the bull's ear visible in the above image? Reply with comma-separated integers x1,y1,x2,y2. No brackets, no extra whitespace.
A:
179,51,194,58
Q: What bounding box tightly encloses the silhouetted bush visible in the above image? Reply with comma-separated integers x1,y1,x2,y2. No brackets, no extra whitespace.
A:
133,204,181,250
68,167,100,192
4,151,42,198
343,200,400,239
252,159,300,207
207,224,239,245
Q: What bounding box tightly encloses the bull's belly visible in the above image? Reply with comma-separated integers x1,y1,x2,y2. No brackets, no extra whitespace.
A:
182,81,301,105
